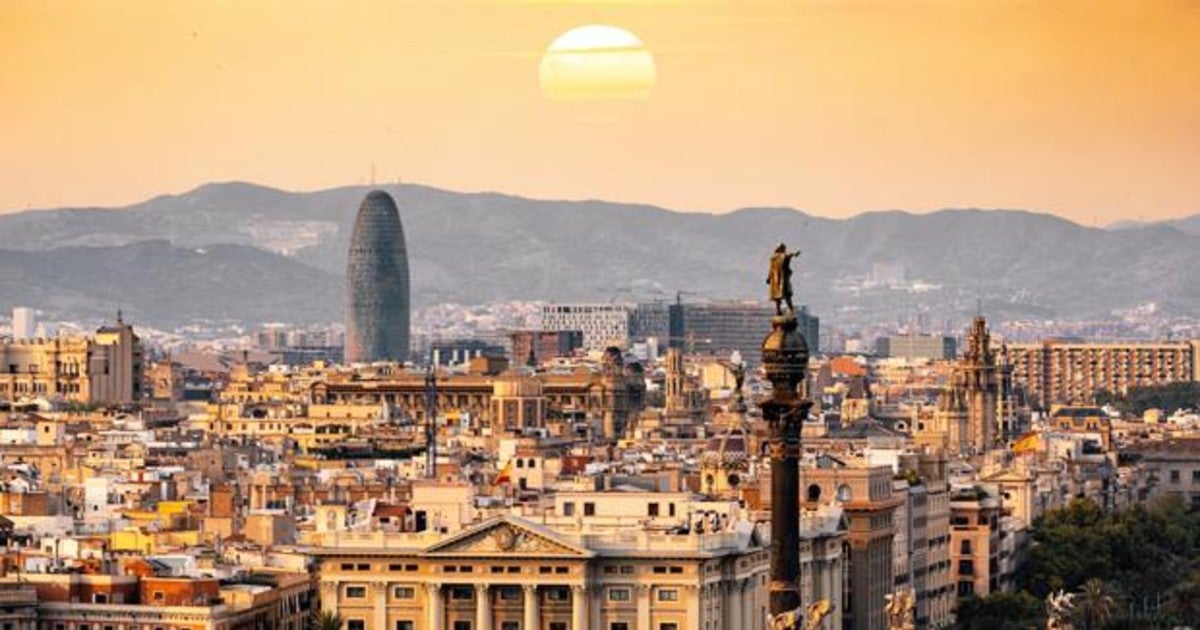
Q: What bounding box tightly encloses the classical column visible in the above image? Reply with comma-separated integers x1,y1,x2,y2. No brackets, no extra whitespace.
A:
571,585,587,630
727,580,743,630
374,582,388,630
685,584,700,628
523,584,539,630
636,584,651,630
762,310,810,619
476,584,492,630
425,583,443,630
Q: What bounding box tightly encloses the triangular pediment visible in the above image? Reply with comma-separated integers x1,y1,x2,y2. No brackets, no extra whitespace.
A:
422,516,592,558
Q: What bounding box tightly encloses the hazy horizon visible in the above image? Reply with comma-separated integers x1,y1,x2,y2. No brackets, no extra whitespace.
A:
4,178,1195,228
3,1,1198,224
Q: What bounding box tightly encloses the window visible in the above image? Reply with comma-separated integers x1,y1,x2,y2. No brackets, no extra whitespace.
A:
347,623,365,630
453,623,472,630
608,587,631,602
501,623,519,630
394,586,416,599
340,563,355,570
396,623,415,630
546,587,569,601
960,540,972,554
92,593,108,604
152,591,164,601
660,624,679,630
346,586,367,599
669,567,683,574
958,560,974,576
1171,470,1181,483
1192,470,1200,484
563,502,575,516
658,589,679,602
584,502,596,516
551,624,568,630
611,624,630,630
499,587,521,601
449,586,474,600
648,502,659,517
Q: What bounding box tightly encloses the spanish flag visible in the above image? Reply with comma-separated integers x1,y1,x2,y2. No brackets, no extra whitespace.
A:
1012,432,1041,455
495,460,514,485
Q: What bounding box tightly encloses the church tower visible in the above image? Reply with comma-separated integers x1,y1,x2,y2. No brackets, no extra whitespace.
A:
962,316,999,452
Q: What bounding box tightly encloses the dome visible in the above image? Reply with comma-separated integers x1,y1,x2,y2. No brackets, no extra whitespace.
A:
701,426,749,470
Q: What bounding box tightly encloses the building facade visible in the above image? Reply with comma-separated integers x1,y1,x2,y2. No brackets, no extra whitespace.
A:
675,302,819,365
874,335,956,361
309,514,769,630
345,190,411,364
1002,340,1200,408
0,318,142,405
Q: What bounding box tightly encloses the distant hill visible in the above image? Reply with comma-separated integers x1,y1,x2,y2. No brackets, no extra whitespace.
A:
1,182,1198,327
1108,214,1200,236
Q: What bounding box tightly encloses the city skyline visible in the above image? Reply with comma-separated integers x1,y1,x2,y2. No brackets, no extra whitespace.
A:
3,0,1199,224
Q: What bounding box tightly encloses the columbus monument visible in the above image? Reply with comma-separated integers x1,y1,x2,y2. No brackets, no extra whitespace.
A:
344,190,410,363
763,243,813,628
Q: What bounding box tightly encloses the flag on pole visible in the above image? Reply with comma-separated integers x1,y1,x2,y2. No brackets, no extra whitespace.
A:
495,460,514,485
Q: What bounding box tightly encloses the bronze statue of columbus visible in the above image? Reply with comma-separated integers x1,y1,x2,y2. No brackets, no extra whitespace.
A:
767,243,801,316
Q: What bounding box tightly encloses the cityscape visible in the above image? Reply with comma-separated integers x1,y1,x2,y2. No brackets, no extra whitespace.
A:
3,2,1200,630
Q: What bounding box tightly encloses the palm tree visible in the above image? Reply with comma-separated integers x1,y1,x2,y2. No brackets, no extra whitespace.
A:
1076,578,1116,630
309,609,344,630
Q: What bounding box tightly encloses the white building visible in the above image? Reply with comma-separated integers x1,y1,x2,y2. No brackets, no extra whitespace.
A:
11,307,34,341
540,304,634,351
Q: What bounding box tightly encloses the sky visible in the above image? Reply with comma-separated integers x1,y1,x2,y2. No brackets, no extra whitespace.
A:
1,0,1198,224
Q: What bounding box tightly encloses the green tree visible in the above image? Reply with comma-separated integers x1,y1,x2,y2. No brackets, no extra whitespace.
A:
954,592,1045,630
309,610,343,630
1075,579,1115,630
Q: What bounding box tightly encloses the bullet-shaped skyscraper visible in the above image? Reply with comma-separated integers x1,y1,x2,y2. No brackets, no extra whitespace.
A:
344,190,410,363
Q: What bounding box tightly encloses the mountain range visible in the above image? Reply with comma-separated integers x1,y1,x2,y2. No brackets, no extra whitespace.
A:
1,182,1197,328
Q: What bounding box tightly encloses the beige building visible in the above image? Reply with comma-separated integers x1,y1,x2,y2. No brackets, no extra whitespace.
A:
949,486,1002,599
1128,438,1200,508
1003,340,1200,408
801,460,900,630
892,477,953,629
0,319,141,405
307,513,768,630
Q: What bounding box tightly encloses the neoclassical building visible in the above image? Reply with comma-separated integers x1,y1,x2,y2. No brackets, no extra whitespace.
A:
307,514,769,630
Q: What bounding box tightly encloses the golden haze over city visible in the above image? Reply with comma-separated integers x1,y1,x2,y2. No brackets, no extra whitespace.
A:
2,0,1198,223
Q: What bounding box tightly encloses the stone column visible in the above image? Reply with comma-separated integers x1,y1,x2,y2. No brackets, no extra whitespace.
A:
374,582,388,630
571,584,587,630
636,584,651,630
425,583,443,630
685,584,700,628
523,584,539,630
476,584,492,630
727,580,743,630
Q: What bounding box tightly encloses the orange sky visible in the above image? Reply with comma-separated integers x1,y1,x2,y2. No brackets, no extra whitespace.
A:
2,0,1197,223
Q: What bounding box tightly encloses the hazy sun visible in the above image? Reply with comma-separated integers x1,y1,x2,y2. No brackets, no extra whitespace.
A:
539,25,656,101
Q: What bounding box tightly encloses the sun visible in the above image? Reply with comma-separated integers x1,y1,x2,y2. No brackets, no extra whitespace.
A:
539,25,656,101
